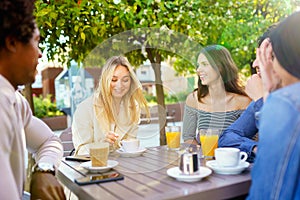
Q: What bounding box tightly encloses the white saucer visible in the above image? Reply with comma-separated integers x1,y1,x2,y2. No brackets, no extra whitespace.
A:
80,160,119,173
116,147,147,157
206,160,250,175
167,167,212,182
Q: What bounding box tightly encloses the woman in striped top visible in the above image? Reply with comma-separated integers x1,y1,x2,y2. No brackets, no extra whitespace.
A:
182,45,251,144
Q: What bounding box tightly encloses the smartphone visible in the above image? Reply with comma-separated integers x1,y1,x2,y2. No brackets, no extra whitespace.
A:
65,155,90,162
75,171,124,185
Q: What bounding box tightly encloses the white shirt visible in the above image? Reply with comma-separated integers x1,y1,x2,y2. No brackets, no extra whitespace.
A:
0,75,63,199
72,96,139,155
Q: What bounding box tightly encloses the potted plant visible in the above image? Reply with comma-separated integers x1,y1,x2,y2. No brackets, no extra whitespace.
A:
33,94,67,131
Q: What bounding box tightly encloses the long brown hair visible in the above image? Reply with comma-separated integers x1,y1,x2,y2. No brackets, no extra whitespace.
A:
196,45,247,102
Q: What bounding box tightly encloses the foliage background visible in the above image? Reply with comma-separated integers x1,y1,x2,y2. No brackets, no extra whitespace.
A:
33,95,64,118
33,0,299,144
35,0,297,72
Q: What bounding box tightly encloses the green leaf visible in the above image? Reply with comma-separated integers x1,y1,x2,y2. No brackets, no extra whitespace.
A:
49,12,58,20
74,25,79,32
91,27,98,35
45,21,52,28
80,32,86,41
113,16,119,24
36,9,50,17
83,25,91,31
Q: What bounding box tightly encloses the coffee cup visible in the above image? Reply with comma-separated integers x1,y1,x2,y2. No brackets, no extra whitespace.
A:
89,142,109,167
119,138,140,152
215,147,248,167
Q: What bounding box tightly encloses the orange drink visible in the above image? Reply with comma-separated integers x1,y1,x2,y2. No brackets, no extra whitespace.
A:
200,135,219,157
199,129,220,159
165,126,181,150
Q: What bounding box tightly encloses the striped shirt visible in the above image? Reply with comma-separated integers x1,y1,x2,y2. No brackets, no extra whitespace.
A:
182,104,245,142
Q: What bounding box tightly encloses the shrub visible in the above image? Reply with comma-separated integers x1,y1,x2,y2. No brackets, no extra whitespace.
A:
33,95,64,118
143,91,189,105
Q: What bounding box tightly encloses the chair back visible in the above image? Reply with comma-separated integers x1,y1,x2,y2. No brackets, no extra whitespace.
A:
59,127,75,156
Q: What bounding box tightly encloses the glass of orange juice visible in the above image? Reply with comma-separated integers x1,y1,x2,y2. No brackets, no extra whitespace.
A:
165,126,181,150
199,129,220,159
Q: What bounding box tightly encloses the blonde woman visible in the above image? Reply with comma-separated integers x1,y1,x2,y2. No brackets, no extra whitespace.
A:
72,56,150,155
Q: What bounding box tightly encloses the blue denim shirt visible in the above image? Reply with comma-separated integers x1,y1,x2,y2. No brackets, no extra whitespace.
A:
247,82,300,200
218,98,263,162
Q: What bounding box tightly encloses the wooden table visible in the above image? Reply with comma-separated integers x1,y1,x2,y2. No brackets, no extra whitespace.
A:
57,145,251,200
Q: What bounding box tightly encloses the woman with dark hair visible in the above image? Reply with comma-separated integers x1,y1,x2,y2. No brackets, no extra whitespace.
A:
248,11,300,199
182,45,251,144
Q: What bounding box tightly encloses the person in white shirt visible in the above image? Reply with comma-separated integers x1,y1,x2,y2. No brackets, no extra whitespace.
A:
72,56,150,155
0,0,66,199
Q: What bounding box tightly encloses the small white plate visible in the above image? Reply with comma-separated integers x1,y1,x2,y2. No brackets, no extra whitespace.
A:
116,147,147,157
167,167,212,182
80,160,119,173
206,160,250,175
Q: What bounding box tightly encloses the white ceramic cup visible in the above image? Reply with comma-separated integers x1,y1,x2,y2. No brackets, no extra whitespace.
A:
215,147,248,167
119,139,140,152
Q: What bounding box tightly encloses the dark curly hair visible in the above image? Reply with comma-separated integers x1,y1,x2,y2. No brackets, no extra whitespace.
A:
0,0,36,48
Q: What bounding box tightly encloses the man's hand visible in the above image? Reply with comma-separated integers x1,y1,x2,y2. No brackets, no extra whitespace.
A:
256,39,282,100
252,146,258,154
30,172,66,200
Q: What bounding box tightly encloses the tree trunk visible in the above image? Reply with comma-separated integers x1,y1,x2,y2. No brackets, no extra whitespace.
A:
23,84,35,192
25,153,35,192
147,49,167,145
24,84,34,114
155,76,167,146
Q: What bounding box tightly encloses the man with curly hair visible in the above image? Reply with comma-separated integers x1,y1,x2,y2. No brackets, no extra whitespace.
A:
0,0,66,199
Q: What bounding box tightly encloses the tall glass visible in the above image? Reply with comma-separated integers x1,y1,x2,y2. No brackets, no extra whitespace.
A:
165,126,181,150
199,129,220,159
89,142,109,167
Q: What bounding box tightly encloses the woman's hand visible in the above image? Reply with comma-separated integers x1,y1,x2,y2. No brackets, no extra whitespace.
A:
105,131,119,144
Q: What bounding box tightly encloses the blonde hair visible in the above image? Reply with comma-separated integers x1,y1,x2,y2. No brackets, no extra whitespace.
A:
93,56,150,128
